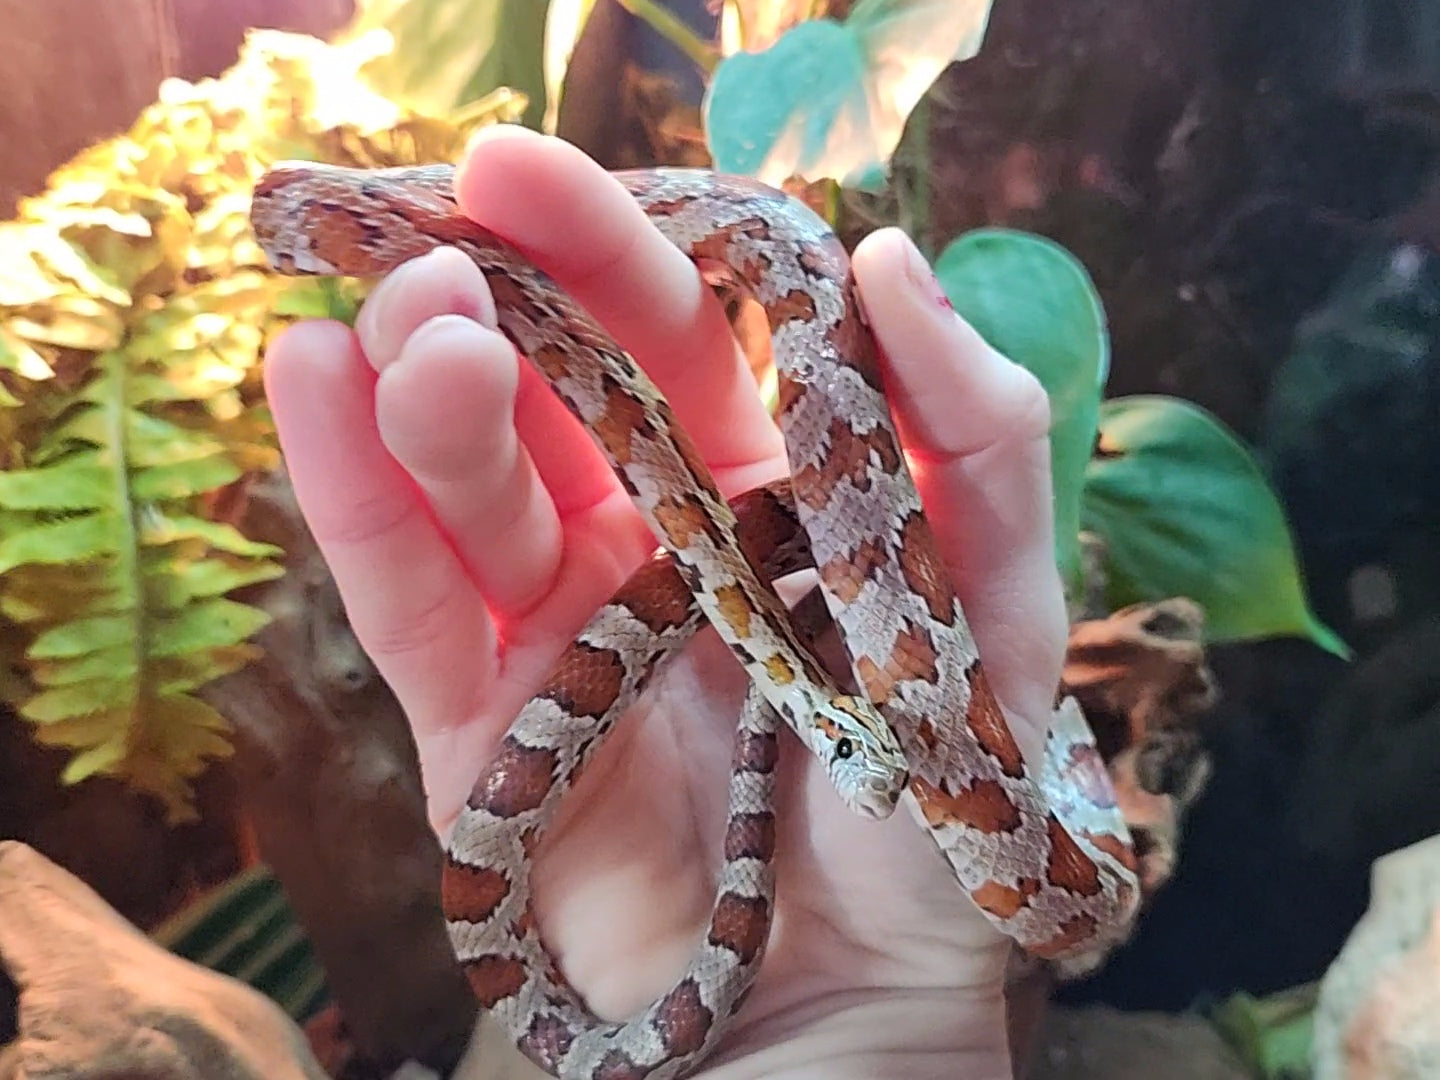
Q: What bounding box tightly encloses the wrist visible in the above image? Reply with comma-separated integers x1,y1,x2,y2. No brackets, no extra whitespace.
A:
700,985,1012,1080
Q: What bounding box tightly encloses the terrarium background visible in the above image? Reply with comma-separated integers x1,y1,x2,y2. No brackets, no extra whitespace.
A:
1,0,1437,1048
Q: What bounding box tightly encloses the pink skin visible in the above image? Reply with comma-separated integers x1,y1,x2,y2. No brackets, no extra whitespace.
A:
264,125,1066,1079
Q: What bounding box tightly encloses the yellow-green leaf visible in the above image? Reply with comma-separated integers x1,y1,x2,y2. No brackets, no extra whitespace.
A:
0,453,114,510
29,644,139,686
152,557,285,605
142,512,283,557
348,0,549,127
151,598,273,656
152,644,261,694
23,677,137,722
0,325,57,380
7,299,125,351
131,453,242,500
0,513,126,574
60,735,130,784
27,611,137,659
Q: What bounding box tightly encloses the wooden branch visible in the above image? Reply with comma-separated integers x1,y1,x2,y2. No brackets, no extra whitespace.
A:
200,468,477,1079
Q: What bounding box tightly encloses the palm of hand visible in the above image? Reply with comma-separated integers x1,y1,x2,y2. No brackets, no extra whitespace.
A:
265,125,1064,1074
468,515,1010,1032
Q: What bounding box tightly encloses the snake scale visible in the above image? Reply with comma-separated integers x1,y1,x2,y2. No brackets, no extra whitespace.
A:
250,160,1141,1079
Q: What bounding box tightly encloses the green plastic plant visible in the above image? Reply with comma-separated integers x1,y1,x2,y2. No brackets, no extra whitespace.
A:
933,230,1347,656
0,0,1341,849
0,5,1328,1060
0,30,519,821
356,0,1343,657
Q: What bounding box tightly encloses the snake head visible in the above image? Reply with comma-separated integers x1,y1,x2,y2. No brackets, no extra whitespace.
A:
817,695,909,819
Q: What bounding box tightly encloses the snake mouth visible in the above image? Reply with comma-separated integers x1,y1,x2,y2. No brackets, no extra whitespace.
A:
854,774,906,820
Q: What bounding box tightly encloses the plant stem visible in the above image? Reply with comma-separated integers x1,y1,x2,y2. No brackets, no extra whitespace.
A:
613,0,721,73
895,94,934,261
725,0,750,48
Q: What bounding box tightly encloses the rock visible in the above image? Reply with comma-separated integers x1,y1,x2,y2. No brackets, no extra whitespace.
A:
204,466,477,1078
1312,833,1440,1079
0,840,328,1079
1024,1005,1250,1080
1063,596,1219,900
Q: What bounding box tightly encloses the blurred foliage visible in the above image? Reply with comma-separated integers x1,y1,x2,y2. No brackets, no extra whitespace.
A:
1083,396,1348,657
344,0,546,127
706,0,993,186
0,1,1342,824
0,30,520,821
935,228,1108,591
1210,983,1317,1080
337,0,1337,657
933,228,1342,655
1260,241,1440,559
152,864,330,1022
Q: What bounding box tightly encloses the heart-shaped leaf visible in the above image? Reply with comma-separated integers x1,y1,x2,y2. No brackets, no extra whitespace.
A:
706,0,993,184
348,0,550,126
1083,395,1348,657
935,229,1108,590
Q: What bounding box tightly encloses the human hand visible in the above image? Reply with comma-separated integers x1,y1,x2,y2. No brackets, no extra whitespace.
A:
264,125,1067,1079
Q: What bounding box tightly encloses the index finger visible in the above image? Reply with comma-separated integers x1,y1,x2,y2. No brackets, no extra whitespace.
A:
853,227,1070,746
455,126,786,497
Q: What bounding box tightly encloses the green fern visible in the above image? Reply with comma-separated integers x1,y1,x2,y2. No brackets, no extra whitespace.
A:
0,30,521,821
0,358,282,808
0,174,285,818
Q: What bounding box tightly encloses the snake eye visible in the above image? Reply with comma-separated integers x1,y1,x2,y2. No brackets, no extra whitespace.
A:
835,737,854,760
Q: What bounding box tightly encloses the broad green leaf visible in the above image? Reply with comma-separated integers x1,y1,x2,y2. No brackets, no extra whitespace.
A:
1082,395,1348,657
706,0,993,184
348,0,549,127
935,229,1107,590
1209,984,1317,1080
271,277,366,323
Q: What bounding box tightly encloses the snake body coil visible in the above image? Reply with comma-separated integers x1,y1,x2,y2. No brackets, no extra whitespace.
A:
251,161,1140,1080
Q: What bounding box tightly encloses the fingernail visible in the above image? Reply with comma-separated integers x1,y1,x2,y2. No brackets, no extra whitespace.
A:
901,233,955,313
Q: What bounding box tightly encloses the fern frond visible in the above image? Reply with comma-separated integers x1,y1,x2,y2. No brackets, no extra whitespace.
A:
0,346,282,819
0,29,520,820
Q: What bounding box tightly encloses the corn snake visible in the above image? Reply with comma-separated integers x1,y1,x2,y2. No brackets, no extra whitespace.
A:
250,160,1141,1079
